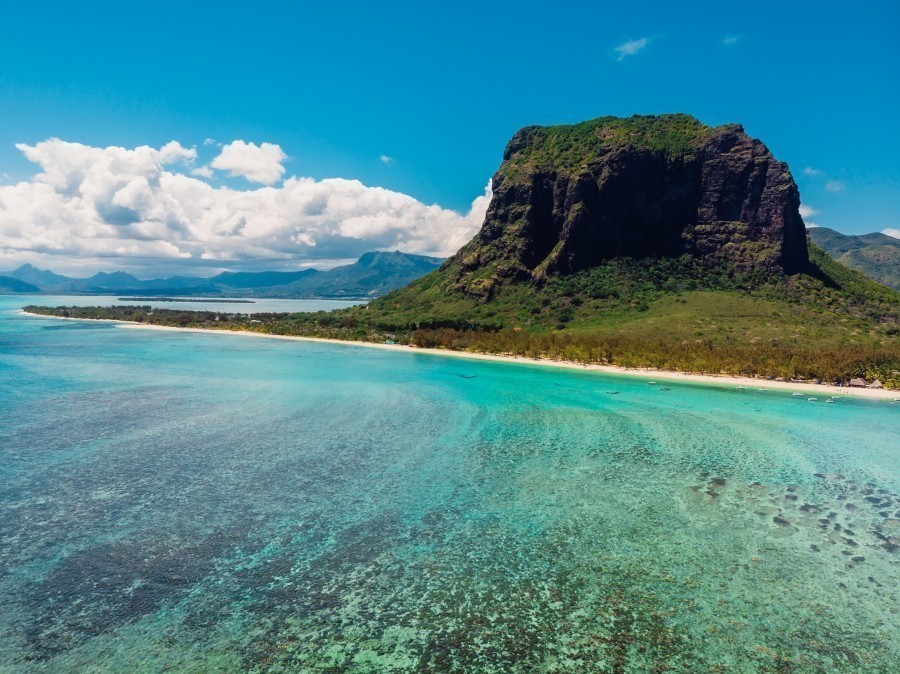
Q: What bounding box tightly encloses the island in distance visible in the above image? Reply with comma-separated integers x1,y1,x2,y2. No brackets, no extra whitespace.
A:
0,251,443,299
29,114,900,387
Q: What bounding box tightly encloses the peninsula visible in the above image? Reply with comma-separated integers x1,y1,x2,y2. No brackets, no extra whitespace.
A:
28,114,900,389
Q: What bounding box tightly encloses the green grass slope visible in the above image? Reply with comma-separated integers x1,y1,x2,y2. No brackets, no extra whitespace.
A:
360,245,898,333
336,243,899,384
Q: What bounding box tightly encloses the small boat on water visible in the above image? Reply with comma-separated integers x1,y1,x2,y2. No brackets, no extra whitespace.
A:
792,393,804,397
808,398,817,402
736,386,746,390
825,399,835,404
648,381,657,385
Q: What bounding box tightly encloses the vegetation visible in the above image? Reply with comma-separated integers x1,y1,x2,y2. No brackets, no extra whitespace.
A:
807,227,900,291
501,114,722,179
25,245,900,389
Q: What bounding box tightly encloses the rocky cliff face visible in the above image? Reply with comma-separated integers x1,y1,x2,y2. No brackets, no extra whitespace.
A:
450,115,808,295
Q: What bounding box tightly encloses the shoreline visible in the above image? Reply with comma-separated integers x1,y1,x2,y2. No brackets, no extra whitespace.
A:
19,310,899,401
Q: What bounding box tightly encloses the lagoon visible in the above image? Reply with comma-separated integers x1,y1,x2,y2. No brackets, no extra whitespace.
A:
6,294,362,314
0,295,898,671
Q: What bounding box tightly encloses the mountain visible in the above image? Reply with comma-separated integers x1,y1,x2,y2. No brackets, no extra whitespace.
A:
454,114,807,292
350,115,898,382
807,227,900,291
8,264,73,289
0,276,40,293
0,252,443,298
207,269,319,290
265,251,444,298
365,114,837,325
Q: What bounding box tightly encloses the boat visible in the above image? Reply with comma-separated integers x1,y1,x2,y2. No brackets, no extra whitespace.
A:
736,386,746,390
792,393,804,397
808,398,817,402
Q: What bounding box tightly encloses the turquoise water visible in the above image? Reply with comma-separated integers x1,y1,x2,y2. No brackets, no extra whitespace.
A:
12,294,361,313
1,296,898,672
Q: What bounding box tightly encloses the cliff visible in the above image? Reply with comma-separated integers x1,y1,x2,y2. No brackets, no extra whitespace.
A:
451,114,808,296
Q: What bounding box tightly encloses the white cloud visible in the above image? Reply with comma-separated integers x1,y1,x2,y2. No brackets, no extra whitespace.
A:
720,36,739,45
798,204,819,220
191,165,215,179
210,140,287,185
380,155,394,166
803,166,823,177
805,222,820,228
825,180,845,193
0,138,491,275
203,138,216,146
614,37,648,61
882,228,900,240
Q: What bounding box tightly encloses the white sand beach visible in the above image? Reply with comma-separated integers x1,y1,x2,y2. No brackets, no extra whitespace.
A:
21,310,898,401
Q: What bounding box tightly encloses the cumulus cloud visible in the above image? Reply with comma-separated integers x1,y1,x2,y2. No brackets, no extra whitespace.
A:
210,140,287,185
191,165,215,179
720,36,739,46
800,203,821,228
883,228,900,240
380,155,394,165
798,204,819,220
0,138,490,275
614,37,648,61
824,180,845,193
803,166,823,177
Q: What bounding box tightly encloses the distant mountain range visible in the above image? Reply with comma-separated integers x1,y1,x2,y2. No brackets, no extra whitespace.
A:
807,227,900,291
0,251,444,298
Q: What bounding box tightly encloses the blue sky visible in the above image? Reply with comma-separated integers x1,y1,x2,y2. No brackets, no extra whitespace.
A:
0,0,897,274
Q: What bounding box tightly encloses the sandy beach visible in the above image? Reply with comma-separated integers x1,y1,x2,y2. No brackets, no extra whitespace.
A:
21,310,899,401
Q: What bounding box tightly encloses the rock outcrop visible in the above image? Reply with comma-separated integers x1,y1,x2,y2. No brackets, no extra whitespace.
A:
451,114,809,294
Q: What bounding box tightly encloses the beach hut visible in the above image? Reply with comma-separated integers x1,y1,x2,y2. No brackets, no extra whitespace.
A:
869,379,884,389
848,378,867,387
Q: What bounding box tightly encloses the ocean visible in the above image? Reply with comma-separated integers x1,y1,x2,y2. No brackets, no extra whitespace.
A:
1,295,898,671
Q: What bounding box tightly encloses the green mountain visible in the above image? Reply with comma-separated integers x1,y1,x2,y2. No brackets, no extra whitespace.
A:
266,251,444,298
3,252,442,298
0,276,40,293
348,115,899,383
807,227,900,291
